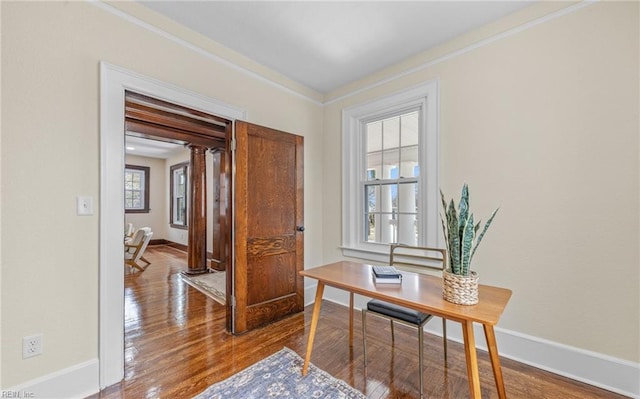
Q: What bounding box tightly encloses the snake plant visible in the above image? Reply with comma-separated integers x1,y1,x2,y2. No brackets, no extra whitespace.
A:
440,184,499,276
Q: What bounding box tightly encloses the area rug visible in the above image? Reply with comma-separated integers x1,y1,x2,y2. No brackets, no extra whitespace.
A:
181,271,226,305
193,347,365,399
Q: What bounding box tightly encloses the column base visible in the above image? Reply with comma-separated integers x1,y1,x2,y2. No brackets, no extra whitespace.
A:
181,269,209,276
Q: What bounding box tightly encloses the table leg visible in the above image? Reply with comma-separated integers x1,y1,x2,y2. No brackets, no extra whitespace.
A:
483,324,507,399
302,282,325,376
462,320,482,398
349,292,354,345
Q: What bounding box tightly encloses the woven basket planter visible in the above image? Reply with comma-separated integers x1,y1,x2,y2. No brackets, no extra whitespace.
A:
442,269,479,305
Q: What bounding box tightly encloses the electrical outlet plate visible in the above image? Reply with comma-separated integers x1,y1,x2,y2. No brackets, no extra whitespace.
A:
23,334,43,359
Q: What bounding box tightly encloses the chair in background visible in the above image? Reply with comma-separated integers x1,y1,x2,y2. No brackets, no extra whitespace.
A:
124,227,153,272
124,223,135,243
362,244,448,398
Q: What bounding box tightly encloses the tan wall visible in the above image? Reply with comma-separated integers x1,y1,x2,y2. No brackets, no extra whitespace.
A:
1,0,637,391
124,155,167,240
323,1,639,362
0,1,324,387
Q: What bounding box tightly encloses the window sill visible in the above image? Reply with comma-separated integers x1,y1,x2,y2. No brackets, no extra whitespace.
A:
125,209,150,214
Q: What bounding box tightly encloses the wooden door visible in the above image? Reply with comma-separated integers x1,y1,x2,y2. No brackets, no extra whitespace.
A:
231,121,304,334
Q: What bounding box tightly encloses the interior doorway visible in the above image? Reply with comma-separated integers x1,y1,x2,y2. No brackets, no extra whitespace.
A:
123,91,231,276
100,63,304,390
99,62,246,389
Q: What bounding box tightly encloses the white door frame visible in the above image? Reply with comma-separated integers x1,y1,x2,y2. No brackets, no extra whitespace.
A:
99,62,246,388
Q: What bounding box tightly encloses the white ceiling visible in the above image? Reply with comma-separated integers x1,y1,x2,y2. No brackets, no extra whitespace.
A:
138,1,533,93
125,135,186,159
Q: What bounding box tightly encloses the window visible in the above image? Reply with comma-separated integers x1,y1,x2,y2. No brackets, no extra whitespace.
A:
170,162,188,229
124,165,150,213
342,81,439,261
364,111,420,244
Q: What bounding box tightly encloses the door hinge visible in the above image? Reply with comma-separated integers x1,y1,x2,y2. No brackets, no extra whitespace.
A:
230,139,237,152
231,295,236,307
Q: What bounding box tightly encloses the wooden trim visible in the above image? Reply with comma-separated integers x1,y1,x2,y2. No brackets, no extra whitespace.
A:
170,162,189,228
126,101,226,136
125,119,225,148
148,239,169,246
125,91,233,127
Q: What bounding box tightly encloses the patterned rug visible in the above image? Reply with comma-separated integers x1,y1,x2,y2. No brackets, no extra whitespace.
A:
181,271,226,305
193,347,365,399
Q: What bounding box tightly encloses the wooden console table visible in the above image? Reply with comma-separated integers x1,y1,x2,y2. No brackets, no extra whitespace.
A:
300,261,512,399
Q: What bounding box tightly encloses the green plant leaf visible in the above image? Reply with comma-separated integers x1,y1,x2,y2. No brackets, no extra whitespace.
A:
440,190,451,265
461,213,474,275
447,199,460,274
458,184,469,241
471,207,499,261
440,212,451,265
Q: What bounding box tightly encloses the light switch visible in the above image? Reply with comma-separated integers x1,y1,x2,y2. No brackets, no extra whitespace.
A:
77,196,94,216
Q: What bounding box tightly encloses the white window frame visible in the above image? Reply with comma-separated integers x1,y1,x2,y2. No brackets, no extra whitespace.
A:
341,80,440,262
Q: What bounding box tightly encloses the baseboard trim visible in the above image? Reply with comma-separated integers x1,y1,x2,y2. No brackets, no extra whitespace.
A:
7,358,99,399
309,285,640,398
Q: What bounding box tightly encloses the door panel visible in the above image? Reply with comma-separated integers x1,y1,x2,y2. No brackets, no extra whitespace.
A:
232,121,304,334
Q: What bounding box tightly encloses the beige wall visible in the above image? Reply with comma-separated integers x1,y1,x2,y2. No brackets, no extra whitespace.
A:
0,1,324,388
124,155,167,240
323,1,639,363
0,0,637,392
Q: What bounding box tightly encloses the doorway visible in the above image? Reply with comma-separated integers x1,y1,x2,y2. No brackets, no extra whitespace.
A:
123,90,231,276
99,63,246,388
100,63,305,389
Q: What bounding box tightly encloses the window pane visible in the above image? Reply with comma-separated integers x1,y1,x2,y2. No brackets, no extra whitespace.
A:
366,121,382,153
383,116,400,149
366,185,379,212
381,150,399,179
366,122,382,180
399,146,419,178
398,182,418,213
397,214,418,246
401,111,419,147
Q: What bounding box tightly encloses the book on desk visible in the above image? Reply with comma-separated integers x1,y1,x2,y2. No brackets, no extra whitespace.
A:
372,265,403,284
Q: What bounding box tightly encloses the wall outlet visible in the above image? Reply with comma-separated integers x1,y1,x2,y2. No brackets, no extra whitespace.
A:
22,334,43,359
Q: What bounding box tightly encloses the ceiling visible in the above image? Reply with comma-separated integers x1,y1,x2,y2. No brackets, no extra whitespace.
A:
125,135,186,159
138,1,534,93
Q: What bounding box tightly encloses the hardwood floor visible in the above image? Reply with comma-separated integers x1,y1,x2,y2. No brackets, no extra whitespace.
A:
90,245,624,399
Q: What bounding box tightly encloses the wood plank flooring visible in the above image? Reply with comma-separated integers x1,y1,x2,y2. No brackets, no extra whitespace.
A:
90,245,624,399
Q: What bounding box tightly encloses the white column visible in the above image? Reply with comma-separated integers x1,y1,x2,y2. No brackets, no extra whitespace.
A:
397,161,417,245
379,165,394,243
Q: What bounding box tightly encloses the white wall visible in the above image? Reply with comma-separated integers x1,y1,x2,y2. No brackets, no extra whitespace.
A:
124,155,167,240
322,1,639,366
0,0,324,390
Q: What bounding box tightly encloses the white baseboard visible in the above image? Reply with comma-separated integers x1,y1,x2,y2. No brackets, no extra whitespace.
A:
6,358,99,399
305,284,640,399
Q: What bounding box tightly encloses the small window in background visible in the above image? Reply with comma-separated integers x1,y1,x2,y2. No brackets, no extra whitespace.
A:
170,162,189,229
124,165,150,213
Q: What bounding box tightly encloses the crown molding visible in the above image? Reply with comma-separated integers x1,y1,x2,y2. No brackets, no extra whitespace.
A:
90,0,597,107
89,0,324,106
323,0,597,105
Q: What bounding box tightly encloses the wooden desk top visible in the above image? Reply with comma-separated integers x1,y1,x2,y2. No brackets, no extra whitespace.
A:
300,261,512,325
